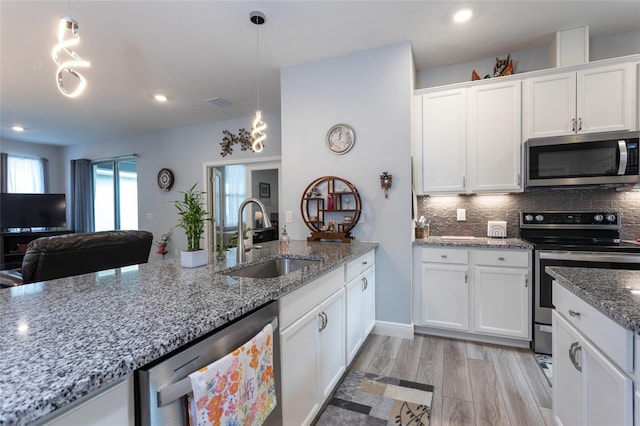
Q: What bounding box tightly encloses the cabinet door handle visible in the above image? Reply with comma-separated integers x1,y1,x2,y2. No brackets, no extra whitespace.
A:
569,309,580,317
362,277,368,291
569,341,582,372
462,176,466,188
525,275,528,288
498,256,505,261
577,117,583,132
465,272,468,284
517,173,521,186
318,312,327,332
571,118,577,132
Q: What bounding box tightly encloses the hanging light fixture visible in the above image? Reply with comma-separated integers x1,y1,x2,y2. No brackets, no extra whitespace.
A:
250,11,266,153
51,17,90,98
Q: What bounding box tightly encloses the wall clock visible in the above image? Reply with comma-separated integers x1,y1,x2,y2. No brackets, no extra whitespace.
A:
157,168,174,191
326,123,355,155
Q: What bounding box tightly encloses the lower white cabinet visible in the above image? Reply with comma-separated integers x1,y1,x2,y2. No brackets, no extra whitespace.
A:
415,246,530,341
472,250,530,339
280,249,376,426
40,375,134,426
345,252,376,364
421,262,469,330
552,310,633,426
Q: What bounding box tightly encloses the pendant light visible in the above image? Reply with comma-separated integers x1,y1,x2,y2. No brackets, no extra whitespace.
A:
250,11,266,153
51,17,90,98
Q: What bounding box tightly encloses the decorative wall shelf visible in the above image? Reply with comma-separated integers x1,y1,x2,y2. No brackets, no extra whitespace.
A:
300,176,361,242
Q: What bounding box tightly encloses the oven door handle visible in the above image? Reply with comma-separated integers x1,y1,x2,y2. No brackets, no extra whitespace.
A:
618,140,628,176
538,251,640,264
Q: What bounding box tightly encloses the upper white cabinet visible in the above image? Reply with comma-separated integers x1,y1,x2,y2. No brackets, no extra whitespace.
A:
524,62,636,139
415,80,522,194
418,88,467,193
467,81,522,192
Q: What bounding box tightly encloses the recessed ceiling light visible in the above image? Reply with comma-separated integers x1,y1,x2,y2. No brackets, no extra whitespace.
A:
153,94,168,102
12,125,24,132
453,8,473,23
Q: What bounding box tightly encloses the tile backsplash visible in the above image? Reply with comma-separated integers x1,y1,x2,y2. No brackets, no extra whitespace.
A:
416,188,640,240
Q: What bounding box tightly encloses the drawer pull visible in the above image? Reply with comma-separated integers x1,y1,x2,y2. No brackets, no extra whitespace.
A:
441,255,447,259
498,257,505,261
362,261,368,265
569,309,581,317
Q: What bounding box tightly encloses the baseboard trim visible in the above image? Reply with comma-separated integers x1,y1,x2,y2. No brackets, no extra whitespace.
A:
414,325,531,349
372,321,414,340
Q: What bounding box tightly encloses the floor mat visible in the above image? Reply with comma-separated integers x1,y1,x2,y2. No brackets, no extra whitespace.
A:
534,353,553,386
315,371,434,426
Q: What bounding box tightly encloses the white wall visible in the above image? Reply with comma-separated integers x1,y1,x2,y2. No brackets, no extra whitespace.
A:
417,29,640,89
280,42,414,325
62,114,281,259
0,137,65,193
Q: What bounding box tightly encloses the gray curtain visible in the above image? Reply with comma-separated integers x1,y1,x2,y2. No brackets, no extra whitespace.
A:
41,157,49,193
0,153,7,193
71,159,94,232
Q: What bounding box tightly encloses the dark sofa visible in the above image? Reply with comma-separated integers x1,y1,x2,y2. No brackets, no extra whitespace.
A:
0,230,153,287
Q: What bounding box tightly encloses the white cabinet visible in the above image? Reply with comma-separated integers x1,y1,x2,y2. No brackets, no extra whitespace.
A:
418,88,467,193
41,375,134,426
467,81,522,192
279,268,345,426
415,246,531,343
552,281,634,426
416,80,522,195
345,251,376,364
472,250,530,339
280,249,376,426
318,289,345,400
552,310,633,426
524,63,636,139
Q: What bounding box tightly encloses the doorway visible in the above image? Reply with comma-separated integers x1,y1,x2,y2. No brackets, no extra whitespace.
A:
203,157,281,254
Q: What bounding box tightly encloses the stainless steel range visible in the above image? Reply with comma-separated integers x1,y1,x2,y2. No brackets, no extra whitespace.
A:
520,211,640,354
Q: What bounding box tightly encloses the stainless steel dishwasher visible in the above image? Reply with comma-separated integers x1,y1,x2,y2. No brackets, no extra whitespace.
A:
135,301,281,425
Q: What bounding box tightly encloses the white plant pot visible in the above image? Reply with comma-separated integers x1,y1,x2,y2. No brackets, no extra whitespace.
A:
180,249,208,268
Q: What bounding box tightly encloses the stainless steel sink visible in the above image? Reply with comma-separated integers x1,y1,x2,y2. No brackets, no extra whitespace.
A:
223,258,323,278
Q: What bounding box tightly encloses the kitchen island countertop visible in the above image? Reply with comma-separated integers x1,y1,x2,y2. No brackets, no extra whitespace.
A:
0,240,377,425
414,236,532,249
546,266,640,333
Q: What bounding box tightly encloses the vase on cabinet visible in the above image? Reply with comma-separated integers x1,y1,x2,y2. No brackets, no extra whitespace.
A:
181,249,208,268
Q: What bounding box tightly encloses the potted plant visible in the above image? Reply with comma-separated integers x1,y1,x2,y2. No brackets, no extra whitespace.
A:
174,183,211,268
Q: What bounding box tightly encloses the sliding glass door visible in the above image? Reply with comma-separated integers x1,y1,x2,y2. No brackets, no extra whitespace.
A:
92,159,137,231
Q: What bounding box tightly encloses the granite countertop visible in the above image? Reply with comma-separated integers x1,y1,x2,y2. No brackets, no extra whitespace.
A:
0,240,377,426
413,236,532,249
546,266,640,333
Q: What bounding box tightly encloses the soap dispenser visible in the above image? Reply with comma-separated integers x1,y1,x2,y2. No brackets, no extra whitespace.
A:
280,225,290,254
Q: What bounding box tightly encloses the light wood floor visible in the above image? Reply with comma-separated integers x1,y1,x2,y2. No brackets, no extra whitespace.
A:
350,333,552,426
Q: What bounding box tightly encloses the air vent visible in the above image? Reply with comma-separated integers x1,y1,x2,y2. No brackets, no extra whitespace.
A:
206,97,232,108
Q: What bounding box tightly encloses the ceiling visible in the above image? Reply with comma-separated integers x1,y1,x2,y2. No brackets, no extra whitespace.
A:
1,1,639,146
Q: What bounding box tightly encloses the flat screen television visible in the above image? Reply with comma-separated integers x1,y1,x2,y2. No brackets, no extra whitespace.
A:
0,193,67,230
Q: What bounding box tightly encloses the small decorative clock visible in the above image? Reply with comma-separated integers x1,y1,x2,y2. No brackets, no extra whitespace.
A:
326,123,355,155
157,168,174,191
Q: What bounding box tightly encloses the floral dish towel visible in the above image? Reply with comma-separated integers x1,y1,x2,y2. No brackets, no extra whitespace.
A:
188,323,276,426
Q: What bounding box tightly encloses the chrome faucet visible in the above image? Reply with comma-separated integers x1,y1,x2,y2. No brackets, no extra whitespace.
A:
236,197,272,264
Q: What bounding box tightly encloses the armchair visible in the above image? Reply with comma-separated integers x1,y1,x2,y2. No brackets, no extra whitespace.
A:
0,230,153,287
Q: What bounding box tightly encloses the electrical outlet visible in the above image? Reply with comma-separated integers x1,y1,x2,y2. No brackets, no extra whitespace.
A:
457,208,466,221
285,211,293,223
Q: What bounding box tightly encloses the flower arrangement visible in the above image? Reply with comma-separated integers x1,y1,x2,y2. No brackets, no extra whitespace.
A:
156,231,172,259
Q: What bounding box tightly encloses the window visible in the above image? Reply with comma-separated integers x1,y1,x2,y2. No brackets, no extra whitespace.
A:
224,165,246,227
7,156,45,193
92,159,138,231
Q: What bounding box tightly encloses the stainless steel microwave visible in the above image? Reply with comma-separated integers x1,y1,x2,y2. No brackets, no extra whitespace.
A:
525,131,640,188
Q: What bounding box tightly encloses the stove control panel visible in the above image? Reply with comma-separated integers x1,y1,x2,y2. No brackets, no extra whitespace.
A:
521,211,620,228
